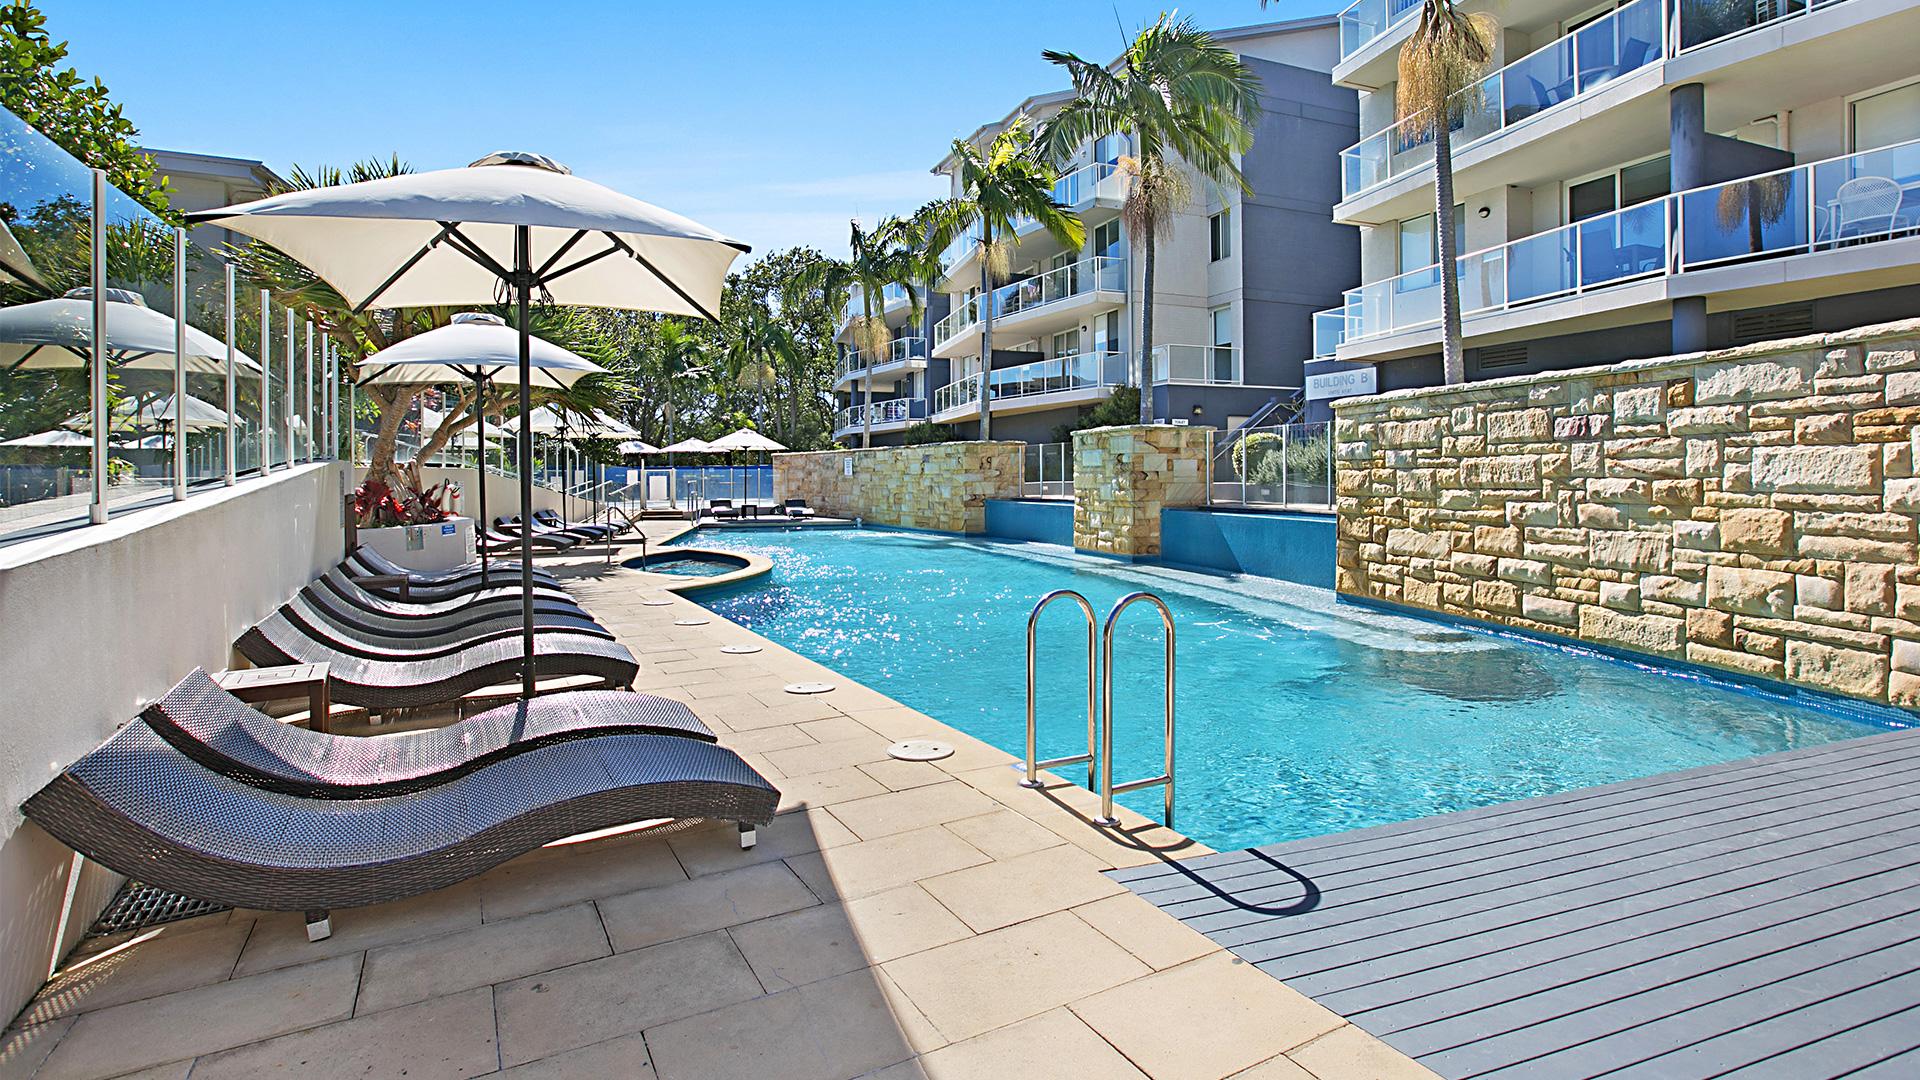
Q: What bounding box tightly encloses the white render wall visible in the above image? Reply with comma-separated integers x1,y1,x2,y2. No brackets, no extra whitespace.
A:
0,462,348,1025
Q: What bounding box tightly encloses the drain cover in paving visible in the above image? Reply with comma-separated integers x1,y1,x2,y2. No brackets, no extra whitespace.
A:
889,739,954,761
721,645,762,655
674,618,708,626
640,598,673,607
784,682,834,695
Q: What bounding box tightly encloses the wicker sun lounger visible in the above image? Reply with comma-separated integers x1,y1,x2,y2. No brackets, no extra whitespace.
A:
236,614,639,709
143,669,715,797
318,567,581,619
24,718,777,940
284,594,615,659
345,548,560,596
783,498,815,519
298,583,607,642
492,517,579,550
534,509,622,540
507,514,603,544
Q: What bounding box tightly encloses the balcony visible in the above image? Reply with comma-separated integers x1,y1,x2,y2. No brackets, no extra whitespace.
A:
833,337,929,388
938,162,1127,283
1338,0,1864,206
933,351,1132,419
1327,136,1920,357
1337,0,1422,65
932,256,1127,357
835,396,929,436
1151,344,1243,385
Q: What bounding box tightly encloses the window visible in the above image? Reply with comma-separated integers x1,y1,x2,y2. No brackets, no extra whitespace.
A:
1853,81,1920,152
1093,220,1123,259
1210,210,1232,261
1210,306,1234,348
1396,205,1466,274
1052,329,1081,356
1569,155,1672,223
1094,133,1124,165
1209,306,1235,381
1094,310,1121,355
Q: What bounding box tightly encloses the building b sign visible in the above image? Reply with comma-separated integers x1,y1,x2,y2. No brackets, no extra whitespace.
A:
1304,366,1377,402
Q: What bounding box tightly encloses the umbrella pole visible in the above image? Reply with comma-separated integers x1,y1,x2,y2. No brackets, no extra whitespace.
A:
472,372,489,573
516,226,537,700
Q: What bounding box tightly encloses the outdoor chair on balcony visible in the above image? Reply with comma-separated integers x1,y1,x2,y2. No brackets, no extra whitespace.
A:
706,499,739,520
141,668,717,798
346,547,561,593
1832,176,1915,242
783,498,815,519
23,704,777,941
300,580,601,642
235,611,639,710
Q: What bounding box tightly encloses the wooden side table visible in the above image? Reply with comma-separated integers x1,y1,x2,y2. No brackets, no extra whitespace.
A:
215,663,333,733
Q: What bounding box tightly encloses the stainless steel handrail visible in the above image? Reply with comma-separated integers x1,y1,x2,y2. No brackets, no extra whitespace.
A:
1024,590,1099,791
1097,592,1176,828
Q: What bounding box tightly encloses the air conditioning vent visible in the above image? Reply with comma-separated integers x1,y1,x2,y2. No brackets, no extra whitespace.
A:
1730,305,1815,346
1477,343,1529,370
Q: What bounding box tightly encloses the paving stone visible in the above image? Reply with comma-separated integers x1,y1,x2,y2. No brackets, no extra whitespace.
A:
358,902,609,1014
859,758,950,790
941,809,1066,860
764,734,897,777
776,765,891,811
1071,892,1222,970
828,781,1001,840
596,861,818,952
22,918,253,1023
730,885,973,991
919,845,1126,933
36,955,361,1080
495,1032,655,1079
667,807,858,878
1287,1024,1443,1080
881,911,1149,1042
494,931,762,1067
188,986,497,1080
475,831,687,921
911,1008,1149,1080
646,968,916,1080
1070,953,1344,1080
0,1016,75,1080
235,883,482,976
786,824,992,902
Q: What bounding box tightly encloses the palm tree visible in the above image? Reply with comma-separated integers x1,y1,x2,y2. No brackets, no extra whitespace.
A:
726,297,793,430
1396,1,1496,384
1041,14,1260,423
944,120,1085,438
801,217,922,448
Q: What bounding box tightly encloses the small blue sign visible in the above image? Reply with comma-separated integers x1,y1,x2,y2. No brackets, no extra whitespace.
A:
441,523,456,536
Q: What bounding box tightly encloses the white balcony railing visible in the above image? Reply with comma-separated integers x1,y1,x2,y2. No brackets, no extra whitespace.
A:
841,282,914,321
836,337,930,382
836,397,929,433
1151,344,1243,385
1339,0,1854,200
933,256,1127,348
935,351,1133,415
1325,135,1920,348
939,162,1125,273
1337,0,1421,61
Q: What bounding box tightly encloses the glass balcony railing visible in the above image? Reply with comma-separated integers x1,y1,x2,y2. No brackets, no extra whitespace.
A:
1339,0,1856,200
836,337,930,382
940,162,1124,273
934,351,1133,414
933,256,1127,350
1338,0,1421,60
934,372,981,415
1151,345,1243,384
836,397,929,432
1331,136,1920,350
841,283,916,321
1342,0,1665,198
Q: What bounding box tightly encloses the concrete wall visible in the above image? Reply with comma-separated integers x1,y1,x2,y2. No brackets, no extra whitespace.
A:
0,462,347,1026
1334,319,1920,708
773,443,1023,533
1072,425,1211,557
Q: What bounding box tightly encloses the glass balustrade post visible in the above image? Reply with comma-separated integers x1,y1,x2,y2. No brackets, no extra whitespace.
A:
172,226,188,501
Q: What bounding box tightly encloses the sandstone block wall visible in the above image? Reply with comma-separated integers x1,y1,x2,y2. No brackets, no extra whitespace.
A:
1073,425,1211,557
1334,319,1920,708
773,442,1022,533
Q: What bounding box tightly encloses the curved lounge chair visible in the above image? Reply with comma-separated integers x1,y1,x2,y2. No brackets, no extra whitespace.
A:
298,583,607,642
23,721,778,937
236,614,639,709
318,568,582,621
345,549,560,598
283,594,614,659
534,509,619,540
143,668,714,798
492,517,578,550
507,514,602,544
348,546,558,585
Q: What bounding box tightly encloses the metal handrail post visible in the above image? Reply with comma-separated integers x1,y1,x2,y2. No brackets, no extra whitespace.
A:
1097,592,1177,828
1024,590,1099,790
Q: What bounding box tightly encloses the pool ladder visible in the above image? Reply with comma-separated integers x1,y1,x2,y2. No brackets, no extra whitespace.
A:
1024,590,1177,828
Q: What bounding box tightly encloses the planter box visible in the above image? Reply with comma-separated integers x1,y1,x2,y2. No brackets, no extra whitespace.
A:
356,516,475,572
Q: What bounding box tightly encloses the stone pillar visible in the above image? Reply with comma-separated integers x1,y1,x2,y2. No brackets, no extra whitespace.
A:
1072,424,1211,557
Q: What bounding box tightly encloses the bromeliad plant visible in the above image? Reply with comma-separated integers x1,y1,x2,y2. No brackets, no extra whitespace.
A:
352,471,454,528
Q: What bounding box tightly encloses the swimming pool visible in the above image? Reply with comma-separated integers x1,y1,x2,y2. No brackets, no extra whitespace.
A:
680,527,1896,850
621,551,749,577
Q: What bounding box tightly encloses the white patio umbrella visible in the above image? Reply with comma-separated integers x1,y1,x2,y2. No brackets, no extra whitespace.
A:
707,429,787,505
656,437,714,454
0,288,260,374
190,152,748,697
616,439,659,455
358,311,606,564
1,428,91,448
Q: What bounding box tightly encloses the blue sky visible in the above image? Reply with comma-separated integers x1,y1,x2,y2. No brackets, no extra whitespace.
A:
44,0,1341,261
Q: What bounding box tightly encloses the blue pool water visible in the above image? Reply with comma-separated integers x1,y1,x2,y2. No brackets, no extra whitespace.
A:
679,528,1894,850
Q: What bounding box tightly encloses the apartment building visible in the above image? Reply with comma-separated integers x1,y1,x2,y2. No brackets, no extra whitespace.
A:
1312,0,1920,388
833,15,1359,446
832,284,951,445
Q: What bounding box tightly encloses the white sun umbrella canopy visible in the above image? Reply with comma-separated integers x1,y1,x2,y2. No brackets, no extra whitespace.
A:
0,288,261,374
190,151,749,698
1,428,91,448
86,392,234,433
656,437,715,454
616,439,659,455
706,429,786,504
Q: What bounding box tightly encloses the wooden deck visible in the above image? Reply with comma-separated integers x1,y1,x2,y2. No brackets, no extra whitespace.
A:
1114,727,1920,1079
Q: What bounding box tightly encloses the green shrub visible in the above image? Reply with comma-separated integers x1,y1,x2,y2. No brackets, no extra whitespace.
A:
903,422,956,446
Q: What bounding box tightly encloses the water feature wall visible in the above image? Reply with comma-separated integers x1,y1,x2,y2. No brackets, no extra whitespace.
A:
1334,318,1920,708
